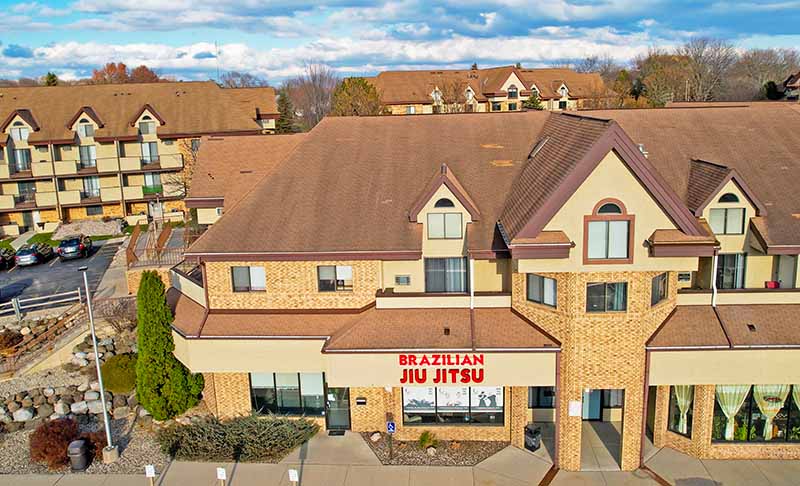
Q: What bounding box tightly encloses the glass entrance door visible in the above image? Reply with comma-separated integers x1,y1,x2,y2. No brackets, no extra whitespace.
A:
582,389,602,420
326,387,351,430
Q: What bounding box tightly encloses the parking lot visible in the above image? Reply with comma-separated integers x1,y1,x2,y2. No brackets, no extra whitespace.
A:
0,240,122,302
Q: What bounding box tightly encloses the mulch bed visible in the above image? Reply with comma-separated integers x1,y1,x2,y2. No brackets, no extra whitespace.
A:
361,432,507,466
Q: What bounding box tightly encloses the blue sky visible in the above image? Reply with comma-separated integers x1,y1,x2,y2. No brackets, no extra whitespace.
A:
0,0,798,82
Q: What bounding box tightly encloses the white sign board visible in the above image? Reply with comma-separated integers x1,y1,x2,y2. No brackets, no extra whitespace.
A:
145,465,156,478
288,468,299,482
568,400,582,417
216,467,227,480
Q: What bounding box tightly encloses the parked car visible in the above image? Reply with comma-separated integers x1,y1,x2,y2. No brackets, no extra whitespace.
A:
0,248,15,270
15,243,54,266
56,234,93,260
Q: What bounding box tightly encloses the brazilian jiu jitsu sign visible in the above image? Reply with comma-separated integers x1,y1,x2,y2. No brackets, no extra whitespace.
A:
399,353,485,384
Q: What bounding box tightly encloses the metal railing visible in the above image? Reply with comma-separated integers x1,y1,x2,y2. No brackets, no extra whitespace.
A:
0,288,83,319
129,247,184,268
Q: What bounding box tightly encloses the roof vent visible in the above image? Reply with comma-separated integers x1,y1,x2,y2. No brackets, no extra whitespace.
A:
747,323,757,332
443,327,450,336
637,143,649,158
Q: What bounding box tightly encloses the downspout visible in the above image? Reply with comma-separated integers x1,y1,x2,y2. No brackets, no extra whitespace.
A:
469,257,475,309
640,350,651,468
711,250,719,307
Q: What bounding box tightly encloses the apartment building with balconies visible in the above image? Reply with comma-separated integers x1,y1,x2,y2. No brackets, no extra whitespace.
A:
0,82,278,236
168,104,800,473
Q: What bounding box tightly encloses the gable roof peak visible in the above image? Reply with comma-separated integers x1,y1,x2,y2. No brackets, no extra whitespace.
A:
687,158,767,216
408,163,481,222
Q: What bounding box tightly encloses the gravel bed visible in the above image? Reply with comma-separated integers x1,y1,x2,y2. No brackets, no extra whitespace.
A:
0,368,86,398
0,414,169,475
361,432,508,466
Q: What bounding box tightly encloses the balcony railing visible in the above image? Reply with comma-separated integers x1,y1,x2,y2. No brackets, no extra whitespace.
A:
79,159,97,170
80,189,101,199
677,287,800,306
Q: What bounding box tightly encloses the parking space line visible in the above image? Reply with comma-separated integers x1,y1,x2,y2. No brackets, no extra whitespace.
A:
49,258,59,267
7,266,16,273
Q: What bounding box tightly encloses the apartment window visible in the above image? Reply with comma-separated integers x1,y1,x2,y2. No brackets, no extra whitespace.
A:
11,148,31,172
586,282,627,312
143,172,162,195
317,265,353,292
709,207,745,235
406,105,416,114
716,253,745,289
117,143,126,158
558,100,567,110
424,257,467,293
140,142,158,163
77,120,94,138
82,176,100,198
403,386,504,426
526,274,557,308
427,213,462,239
86,205,103,216
507,85,518,99
78,145,97,168
712,385,800,442
651,272,668,306
250,372,325,416
231,266,266,292
10,122,29,142
139,117,156,135
491,102,502,111
395,275,411,286
528,386,555,408
508,102,518,111
586,200,632,263
15,182,35,204
190,139,201,152
668,385,694,438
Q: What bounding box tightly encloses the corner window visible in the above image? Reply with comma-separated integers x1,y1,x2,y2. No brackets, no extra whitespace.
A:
424,257,467,293
427,213,462,239
250,372,325,416
651,272,668,306
586,282,627,312
318,265,353,292
528,386,555,408
231,266,266,292
403,386,504,426
709,208,744,235
668,385,694,438
526,274,557,308
586,200,632,263
10,122,29,142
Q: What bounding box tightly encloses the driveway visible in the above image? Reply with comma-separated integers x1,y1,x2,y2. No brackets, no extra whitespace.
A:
0,240,121,303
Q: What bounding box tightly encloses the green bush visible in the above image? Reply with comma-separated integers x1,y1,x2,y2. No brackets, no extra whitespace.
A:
101,353,137,394
157,415,319,462
418,430,438,449
136,271,204,420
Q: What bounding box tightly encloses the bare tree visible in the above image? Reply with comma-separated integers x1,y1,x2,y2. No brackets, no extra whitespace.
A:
726,48,800,100
635,47,691,106
162,138,200,199
283,63,339,130
438,81,467,113
221,71,269,88
575,54,624,83
677,38,738,101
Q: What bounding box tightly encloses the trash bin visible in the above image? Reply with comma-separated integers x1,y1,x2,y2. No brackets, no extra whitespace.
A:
68,439,89,471
524,424,542,452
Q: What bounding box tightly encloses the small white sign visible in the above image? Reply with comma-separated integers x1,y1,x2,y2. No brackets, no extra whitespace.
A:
216,467,227,480
568,400,582,417
288,468,299,482
145,465,156,478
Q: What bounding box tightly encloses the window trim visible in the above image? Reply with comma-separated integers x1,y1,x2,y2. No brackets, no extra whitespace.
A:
667,385,694,439
586,282,628,313
427,212,463,240
402,386,505,427
526,273,557,308
709,207,745,235
317,265,354,292
231,265,267,293
583,198,635,265
249,372,326,417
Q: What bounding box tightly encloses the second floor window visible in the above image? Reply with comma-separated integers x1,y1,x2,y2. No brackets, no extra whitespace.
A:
709,207,745,235
507,85,518,99
318,265,353,292
651,272,668,306
717,253,745,289
10,122,29,142
586,201,632,262
231,266,266,292
143,172,162,194
10,148,31,171
425,257,467,293
82,176,100,198
586,282,627,312
527,274,557,308
77,120,94,138
139,118,156,135
79,145,97,168
141,142,158,163
427,213,462,239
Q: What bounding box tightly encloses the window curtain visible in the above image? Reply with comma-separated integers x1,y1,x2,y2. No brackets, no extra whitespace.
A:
753,385,790,440
794,385,800,414
716,385,751,440
674,385,693,435
446,258,466,292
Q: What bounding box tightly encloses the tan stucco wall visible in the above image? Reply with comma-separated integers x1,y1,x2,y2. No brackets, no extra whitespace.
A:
701,179,755,254
196,207,221,225
418,184,472,257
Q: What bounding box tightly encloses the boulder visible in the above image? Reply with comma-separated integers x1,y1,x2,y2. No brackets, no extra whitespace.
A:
7,401,20,413
20,327,31,336
32,395,46,406
21,398,33,408
112,395,127,408
99,338,114,347
426,446,437,457
77,382,90,392
139,407,150,417
70,401,89,414
54,401,70,416
72,357,89,367
12,408,33,422
74,351,88,360
90,381,100,391
36,404,54,418
43,388,55,398
87,400,105,415
84,391,100,401
127,395,138,409
113,406,129,419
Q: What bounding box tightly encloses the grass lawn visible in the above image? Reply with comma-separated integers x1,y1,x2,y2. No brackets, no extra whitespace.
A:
0,239,14,251
123,224,148,235
26,232,124,247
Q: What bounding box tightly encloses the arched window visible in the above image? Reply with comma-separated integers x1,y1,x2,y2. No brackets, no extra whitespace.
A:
12,121,23,126
142,115,152,121
434,198,455,208
508,85,518,99
598,202,623,214
718,193,739,203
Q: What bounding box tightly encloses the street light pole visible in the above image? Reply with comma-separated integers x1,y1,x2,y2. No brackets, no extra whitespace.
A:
79,266,119,463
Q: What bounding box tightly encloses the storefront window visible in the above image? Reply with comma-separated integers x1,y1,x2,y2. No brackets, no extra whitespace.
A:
668,385,694,438
712,384,799,442
249,372,325,416
402,386,504,426
528,386,555,408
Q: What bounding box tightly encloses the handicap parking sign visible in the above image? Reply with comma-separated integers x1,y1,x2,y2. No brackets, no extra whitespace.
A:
386,421,396,434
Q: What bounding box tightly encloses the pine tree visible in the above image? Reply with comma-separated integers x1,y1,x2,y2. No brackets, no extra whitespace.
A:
275,89,299,133
523,92,545,110
43,72,59,86
330,77,382,116
135,271,204,420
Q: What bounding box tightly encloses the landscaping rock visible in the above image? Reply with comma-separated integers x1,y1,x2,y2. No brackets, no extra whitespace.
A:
113,406,130,419
12,408,33,422
5,421,22,432
90,381,100,391
370,432,382,442
20,327,31,336
43,387,55,398
32,395,45,406
77,382,90,392
84,391,100,401
36,403,53,418
20,398,33,408
87,400,105,415
74,352,87,360
70,401,89,414
112,395,127,408
426,446,437,456
54,401,70,416
7,401,20,413
127,395,138,409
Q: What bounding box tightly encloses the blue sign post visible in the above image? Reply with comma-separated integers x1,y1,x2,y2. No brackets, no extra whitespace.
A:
386,421,396,434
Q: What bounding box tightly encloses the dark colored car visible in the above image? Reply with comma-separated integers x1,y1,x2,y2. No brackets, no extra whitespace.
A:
56,234,93,260
15,243,54,266
0,248,15,270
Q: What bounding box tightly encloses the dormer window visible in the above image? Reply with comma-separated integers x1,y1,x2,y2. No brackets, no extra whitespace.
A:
585,199,633,264
10,122,29,142
434,198,455,208
531,86,539,96
77,118,94,138
508,85,518,99
427,212,462,239
559,85,568,98
139,116,156,135
465,88,474,101
709,193,745,235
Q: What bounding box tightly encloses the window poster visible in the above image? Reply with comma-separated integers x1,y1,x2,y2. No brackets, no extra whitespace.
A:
436,387,469,411
403,387,435,412
471,386,503,410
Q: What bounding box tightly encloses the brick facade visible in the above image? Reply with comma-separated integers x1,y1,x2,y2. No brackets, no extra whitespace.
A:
203,372,251,419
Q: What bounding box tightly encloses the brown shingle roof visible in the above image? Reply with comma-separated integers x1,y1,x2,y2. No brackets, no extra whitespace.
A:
686,159,731,214
587,105,800,247
223,87,278,118
168,288,207,338
647,306,729,349
186,133,306,208
0,82,274,143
